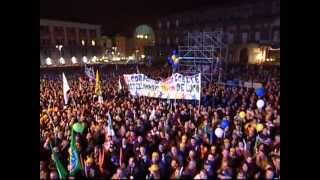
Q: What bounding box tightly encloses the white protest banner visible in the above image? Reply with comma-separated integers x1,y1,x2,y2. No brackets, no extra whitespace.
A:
123,73,201,100
243,81,263,89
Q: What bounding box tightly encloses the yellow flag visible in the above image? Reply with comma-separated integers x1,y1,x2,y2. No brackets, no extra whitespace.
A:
95,70,102,96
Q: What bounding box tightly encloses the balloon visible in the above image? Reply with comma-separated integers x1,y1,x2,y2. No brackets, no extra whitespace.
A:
220,120,230,129
72,122,85,134
239,111,246,119
256,87,266,97
215,128,224,138
256,99,265,109
256,123,264,132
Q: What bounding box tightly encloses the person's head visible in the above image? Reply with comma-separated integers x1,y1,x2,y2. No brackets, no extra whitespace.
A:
171,146,178,156
210,145,216,154
40,161,46,171
152,152,160,163
140,146,146,155
40,170,48,179
50,171,58,179
189,150,196,160
207,153,215,161
237,171,245,179
242,163,248,172
265,169,274,179
149,164,160,175
187,160,197,170
179,143,186,152
116,168,123,176
275,135,280,143
222,149,229,158
262,128,268,135
171,159,179,169
158,144,164,153
223,139,230,149
272,156,280,169
190,137,196,146
128,157,135,168
181,134,188,144
246,156,253,164
86,132,92,141
230,148,236,156
238,141,244,149
221,160,229,170
137,136,143,143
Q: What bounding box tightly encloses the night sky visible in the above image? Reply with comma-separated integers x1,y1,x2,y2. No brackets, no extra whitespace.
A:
40,0,249,37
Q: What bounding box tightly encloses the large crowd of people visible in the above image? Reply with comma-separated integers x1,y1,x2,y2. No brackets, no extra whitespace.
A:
40,64,280,179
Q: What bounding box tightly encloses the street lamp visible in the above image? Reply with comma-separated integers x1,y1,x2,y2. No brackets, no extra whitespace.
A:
82,56,88,63
46,57,52,65
71,56,77,64
59,57,65,65
55,45,63,57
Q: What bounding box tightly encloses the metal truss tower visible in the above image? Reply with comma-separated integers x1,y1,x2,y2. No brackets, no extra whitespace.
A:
177,31,228,82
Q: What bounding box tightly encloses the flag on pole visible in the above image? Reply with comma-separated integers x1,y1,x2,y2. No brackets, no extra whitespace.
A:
107,112,115,136
62,73,70,105
119,147,123,167
52,151,68,179
149,108,156,121
95,70,102,96
118,77,122,91
69,123,85,176
95,70,103,103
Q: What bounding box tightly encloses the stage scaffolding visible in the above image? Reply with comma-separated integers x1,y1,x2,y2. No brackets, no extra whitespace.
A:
177,31,228,82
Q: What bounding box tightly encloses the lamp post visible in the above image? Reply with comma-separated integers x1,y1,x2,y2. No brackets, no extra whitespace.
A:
55,45,63,58
81,40,85,56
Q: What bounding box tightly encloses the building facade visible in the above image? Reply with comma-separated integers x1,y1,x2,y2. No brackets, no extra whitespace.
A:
115,35,127,56
154,0,280,64
40,19,102,65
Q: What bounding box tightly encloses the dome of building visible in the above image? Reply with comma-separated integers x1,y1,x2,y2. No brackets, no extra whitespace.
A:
134,25,155,40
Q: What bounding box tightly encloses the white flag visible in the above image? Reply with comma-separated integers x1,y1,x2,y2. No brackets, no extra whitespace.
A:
62,73,70,105
118,77,122,91
149,108,156,120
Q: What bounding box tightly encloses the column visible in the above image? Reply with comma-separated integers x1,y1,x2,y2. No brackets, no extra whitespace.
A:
63,26,67,46
75,28,80,45
49,26,55,45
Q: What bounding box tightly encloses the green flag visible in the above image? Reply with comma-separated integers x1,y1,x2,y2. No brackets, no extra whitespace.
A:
52,151,68,179
69,123,84,176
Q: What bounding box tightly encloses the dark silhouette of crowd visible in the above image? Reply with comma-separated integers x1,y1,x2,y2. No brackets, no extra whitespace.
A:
40,64,280,179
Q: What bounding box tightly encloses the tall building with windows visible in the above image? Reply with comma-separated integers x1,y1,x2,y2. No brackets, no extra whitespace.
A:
154,0,280,64
40,19,102,65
